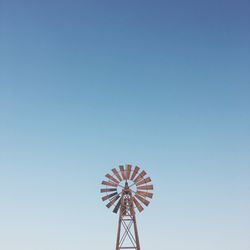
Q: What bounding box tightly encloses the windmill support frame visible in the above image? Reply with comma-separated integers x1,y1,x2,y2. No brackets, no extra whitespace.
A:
116,187,141,250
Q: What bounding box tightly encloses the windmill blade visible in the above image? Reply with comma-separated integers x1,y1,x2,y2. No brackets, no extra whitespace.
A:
137,185,154,190
105,174,120,184
112,197,122,213
135,194,150,206
134,170,147,184
101,180,118,187
112,168,122,182
100,188,117,193
119,165,127,180
130,166,140,181
133,197,144,212
136,191,153,199
106,195,120,208
136,177,152,186
126,164,132,180
102,192,118,201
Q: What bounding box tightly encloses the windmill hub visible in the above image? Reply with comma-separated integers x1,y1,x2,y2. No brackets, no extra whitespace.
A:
117,179,137,194
123,181,131,194
100,164,154,250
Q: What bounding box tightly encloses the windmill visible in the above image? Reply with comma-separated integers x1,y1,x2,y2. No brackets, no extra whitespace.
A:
100,164,154,250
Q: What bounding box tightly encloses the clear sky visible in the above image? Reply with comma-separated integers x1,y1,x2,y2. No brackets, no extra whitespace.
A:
0,0,250,250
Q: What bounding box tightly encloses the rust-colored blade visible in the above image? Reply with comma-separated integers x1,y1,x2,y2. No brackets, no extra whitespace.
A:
136,191,153,199
126,164,132,180
101,180,118,187
100,188,117,193
112,197,122,213
119,165,127,180
133,197,144,212
130,166,140,180
105,174,120,184
134,170,147,184
106,195,120,208
102,192,118,201
112,168,122,182
136,177,152,186
135,194,150,206
137,185,154,190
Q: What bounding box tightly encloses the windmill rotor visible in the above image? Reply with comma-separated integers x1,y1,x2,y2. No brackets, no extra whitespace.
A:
100,164,154,214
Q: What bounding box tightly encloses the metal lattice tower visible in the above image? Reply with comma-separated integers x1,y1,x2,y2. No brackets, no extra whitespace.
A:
100,164,154,250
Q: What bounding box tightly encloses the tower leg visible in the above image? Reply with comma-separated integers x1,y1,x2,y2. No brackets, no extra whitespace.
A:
116,216,122,250
133,213,141,250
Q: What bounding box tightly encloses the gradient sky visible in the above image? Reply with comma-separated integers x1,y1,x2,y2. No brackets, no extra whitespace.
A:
0,1,250,250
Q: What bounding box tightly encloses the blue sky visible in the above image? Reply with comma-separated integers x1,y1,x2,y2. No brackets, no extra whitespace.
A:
0,0,250,249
